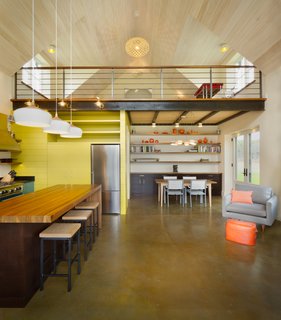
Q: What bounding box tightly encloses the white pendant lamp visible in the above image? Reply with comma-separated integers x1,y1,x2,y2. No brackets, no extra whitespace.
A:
61,124,82,138
13,0,52,128
60,0,82,139
44,0,70,135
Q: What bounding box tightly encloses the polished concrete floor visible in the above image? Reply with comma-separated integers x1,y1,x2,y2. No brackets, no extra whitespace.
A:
1,196,281,320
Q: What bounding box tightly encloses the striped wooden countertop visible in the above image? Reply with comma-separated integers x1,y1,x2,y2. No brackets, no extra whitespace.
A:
0,184,101,223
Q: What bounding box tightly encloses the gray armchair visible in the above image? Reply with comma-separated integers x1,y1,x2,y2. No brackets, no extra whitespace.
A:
222,182,278,230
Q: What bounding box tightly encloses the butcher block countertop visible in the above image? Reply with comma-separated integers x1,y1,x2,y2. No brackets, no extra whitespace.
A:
0,184,101,223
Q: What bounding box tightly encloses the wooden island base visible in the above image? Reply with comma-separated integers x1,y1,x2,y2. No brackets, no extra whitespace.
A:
0,184,102,307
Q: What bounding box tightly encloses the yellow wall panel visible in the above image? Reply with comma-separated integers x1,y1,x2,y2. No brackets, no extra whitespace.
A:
12,125,48,191
120,111,130,215
47,142,91,186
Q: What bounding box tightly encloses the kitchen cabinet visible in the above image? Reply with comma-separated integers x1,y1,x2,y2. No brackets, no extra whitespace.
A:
130,173,222,196
131,174,160,195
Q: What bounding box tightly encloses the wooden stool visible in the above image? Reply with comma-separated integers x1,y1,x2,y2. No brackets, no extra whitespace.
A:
75,201,100,237
39,223,81,292
62,210,93,261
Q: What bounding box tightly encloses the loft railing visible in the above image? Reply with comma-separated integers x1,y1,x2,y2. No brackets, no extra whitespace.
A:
14,65,262,101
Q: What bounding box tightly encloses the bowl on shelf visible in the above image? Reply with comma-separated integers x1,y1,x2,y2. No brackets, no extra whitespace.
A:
179,129,185,134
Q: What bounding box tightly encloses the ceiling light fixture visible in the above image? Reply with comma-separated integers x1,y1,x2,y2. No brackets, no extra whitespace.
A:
48,44,56,54
13,0,52,128
44,0,70,135
175,122,179,128
198,122,203,127
61,0,82,139
220,43,229,53
125,37,149,58
152,122,156,128
95,96,104,110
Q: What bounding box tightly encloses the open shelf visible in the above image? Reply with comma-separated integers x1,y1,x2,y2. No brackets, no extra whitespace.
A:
130,152,220,154
83,131,120,134
131,133,219,136
131,161,221,164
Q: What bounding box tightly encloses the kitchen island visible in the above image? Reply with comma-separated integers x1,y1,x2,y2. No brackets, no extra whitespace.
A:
0,184,101,307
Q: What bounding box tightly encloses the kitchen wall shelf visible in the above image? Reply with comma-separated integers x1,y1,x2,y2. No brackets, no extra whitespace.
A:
131,133,219,136
130,125,221,172
130,161,221,164
0,162,22,165
130,152,220,154
83,130,121,134
70,120,120,123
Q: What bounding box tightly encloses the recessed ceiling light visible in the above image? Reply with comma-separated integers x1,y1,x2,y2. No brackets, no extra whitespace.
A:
220,43,229,53
48,44,56,54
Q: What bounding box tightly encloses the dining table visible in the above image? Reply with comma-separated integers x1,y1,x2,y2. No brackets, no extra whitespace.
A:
155,178,217,207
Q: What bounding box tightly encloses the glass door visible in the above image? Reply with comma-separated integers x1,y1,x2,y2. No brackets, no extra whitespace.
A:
233,129,260,184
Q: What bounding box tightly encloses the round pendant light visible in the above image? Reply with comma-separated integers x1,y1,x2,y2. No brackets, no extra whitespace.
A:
13,0,52,128
44,115,70,134
14,102,52,128
61,124,82,138
125,37,149,58
44,0,70,135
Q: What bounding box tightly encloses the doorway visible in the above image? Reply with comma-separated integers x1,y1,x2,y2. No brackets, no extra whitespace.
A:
232,128,260,184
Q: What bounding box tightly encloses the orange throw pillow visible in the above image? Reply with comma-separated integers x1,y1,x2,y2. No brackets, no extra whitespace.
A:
231,189,253,204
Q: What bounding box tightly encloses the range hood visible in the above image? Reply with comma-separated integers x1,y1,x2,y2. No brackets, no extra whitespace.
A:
0,113,21,152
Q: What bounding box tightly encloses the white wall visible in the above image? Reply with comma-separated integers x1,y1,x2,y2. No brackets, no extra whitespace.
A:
220,67,281,220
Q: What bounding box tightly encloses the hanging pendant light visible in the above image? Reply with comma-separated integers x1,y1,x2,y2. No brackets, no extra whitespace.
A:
13,0,52,128
44,0,70,135
60,0,82,139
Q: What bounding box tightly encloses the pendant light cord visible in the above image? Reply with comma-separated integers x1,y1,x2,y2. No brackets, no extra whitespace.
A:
70,0,73,124
32,0,35,103
55,0,58,117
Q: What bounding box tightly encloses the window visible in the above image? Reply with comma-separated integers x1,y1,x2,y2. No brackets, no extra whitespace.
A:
233,128,260,184
233,57,255,94
22,54,51,98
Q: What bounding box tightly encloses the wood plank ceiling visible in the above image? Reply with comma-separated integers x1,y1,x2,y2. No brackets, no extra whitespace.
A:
1,0,278,124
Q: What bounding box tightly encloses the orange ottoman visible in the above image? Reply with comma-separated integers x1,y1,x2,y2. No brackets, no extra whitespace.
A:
226,219,257,246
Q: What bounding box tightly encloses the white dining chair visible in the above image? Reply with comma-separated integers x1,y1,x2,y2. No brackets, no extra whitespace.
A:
185,179,207,207
165,179,185,206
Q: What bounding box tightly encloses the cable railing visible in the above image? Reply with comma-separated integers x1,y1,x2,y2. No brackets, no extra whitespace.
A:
14,65,262,101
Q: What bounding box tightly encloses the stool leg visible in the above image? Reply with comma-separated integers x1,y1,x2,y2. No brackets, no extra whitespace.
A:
67,239,72,292
77,229,81,274
89,215,93,250
83,221,88,261
40,239,44,291
92,211,96,243
53,240,57,274
95,208,99,237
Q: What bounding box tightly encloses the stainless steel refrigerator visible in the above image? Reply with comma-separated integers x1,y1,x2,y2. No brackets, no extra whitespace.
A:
91,144,120,214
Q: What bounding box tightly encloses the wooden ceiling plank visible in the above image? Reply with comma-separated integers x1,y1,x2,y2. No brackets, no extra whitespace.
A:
194,111,218,124
173,111,190,124
216,111,248,125
152,111,160,123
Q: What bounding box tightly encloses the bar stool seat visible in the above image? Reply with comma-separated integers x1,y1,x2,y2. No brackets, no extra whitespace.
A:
75,201,100,236
62,210,93,261
39,223,81,292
